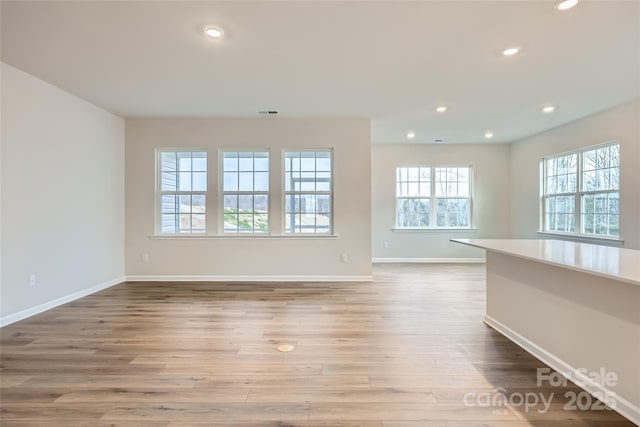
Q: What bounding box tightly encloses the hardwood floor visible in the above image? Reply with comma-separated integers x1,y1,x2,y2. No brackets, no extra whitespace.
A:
1,263,634,426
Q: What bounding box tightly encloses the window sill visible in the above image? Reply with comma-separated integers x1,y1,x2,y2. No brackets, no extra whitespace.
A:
536,231,624,247
392,228,477,233
150,234,339,240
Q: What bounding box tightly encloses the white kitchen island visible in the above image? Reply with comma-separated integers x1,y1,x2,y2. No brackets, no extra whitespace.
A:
452,238,640,425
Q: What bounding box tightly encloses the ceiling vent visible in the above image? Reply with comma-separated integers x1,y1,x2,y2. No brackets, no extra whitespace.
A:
257,110,279,116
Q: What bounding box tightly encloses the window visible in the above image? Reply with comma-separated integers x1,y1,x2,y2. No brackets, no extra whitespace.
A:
543,153,577,233
396,166,472,229
396,167,431,227
158,150,207,233
155,149,336,236
581,144,620,235
222,151,269,233
542,142,619,237
284,150,332,233
435,167,471,227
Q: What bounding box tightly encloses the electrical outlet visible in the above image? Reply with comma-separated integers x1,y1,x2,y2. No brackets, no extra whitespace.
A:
142,253,149,262
341,253,348,263
383,241,390,248
28,274,36,287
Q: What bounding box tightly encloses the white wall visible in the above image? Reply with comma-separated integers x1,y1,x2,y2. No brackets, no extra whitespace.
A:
510,99,640,249
0,63,125,323
371,143,511,260
125,118,371,279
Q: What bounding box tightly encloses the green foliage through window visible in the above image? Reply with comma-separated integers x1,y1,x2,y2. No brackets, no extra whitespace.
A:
542,142,620,237
396,166,472,229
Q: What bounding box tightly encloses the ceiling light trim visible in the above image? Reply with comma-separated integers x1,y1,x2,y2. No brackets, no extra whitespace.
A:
204,27,224,39
555,0,579,11
502,47,520,56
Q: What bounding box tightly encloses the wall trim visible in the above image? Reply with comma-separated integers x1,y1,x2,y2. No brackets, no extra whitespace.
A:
372,257,485,263
149,234,339,240
0,274,371,327
484,315,640,426
126,275,373,282
0,276,126,328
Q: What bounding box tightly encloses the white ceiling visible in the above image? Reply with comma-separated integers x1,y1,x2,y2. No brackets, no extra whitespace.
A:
2,1,639,144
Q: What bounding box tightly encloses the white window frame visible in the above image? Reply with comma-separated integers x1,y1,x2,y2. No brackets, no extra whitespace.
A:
395,166,474,230
156,149,207,234
220,149,270,234
283,149,334,234
541,141,620,239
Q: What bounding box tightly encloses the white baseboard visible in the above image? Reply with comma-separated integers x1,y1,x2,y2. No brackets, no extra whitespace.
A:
0,274,370,327
484,315,640,426
372,257,485,263
126,275,373,282
0,276,126,328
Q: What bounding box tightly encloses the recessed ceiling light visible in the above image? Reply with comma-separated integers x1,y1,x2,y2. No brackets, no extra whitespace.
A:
204,27,224,39
436,106,447,113
406,131,416,139
484,131,494,139
542,106,556,113
555,0,578,10
502,47,520,56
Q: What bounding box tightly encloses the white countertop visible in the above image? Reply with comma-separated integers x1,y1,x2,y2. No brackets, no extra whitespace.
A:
452,238,640,286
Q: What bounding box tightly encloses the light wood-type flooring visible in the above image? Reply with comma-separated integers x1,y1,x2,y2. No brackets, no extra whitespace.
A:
0,263,635,426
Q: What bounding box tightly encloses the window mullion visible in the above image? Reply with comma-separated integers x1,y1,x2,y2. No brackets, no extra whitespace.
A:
542,161,547,231
576,151,582,234
430,167,436,226
580,189,618,196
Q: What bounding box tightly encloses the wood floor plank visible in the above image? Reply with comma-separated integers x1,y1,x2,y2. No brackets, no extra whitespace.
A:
158,363,322,376
100,403,310,421
1,264,634,425
309,402,521,421
167,422,381,427
0,403,110,420
319,362,481,376
246,388,438,404
0,422,168,427
0,376,31,388
194,375,371,389
54,388,250,403
17,375,204,389
368,374,542,389
383,422,635,427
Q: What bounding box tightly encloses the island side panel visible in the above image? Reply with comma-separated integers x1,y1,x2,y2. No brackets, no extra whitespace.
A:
484,250,640,418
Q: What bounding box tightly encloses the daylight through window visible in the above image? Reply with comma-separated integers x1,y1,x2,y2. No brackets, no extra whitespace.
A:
222,151,270,233
542,142,619,237
284,151,333,233
396,166,472,229
159,150,207,233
